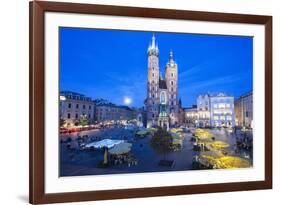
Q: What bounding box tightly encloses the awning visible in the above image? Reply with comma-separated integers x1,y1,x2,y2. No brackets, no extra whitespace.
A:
85,139,124,149
108,142,132,155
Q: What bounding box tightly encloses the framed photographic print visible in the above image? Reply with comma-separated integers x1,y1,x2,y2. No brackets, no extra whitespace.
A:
29,1,272,204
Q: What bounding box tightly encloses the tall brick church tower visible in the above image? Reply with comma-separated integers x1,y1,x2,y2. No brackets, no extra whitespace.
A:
146,34,160,127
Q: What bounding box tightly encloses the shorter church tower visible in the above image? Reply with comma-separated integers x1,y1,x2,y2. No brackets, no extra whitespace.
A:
165,51,179,125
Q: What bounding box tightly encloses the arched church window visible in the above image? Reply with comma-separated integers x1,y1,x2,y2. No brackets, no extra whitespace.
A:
160,91,167,104
171,73,174,77
152,73,154,77
171,81,174,86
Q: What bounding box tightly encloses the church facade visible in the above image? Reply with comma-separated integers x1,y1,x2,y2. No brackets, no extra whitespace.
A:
145,34,180,130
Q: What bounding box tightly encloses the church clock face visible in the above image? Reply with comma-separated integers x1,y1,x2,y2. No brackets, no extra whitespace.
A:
160,91,167,105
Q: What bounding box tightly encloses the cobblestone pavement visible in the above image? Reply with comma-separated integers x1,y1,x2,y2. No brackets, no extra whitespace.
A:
60,127,253,176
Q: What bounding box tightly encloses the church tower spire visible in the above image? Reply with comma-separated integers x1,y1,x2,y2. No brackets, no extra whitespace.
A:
167,50,176,67
152,33,156,48
147,33,159,56
169,50,173,61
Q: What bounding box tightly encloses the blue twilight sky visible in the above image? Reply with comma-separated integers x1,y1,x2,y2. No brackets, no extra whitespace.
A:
59,27,253,108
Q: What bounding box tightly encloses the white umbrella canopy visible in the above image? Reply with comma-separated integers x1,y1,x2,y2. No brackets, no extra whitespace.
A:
85,139,124,149
108,142,132,155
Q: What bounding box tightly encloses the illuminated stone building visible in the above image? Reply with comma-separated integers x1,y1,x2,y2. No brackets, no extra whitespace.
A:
197,93,236,127
235,92,253,128
145,34,180,129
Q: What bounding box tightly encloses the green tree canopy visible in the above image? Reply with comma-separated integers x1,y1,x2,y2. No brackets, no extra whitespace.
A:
60,118,66,127
79,115,89,126
150,127,173,155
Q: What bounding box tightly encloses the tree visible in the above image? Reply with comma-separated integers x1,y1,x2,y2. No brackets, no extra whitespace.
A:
150,127,173,159
60,118,66,127
79,115,89,126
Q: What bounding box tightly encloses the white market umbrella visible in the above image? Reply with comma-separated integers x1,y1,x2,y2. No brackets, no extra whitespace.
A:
108,142,132,155
85,139,124,149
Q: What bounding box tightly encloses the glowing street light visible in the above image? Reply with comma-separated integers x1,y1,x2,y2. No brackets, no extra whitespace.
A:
60,96,66,101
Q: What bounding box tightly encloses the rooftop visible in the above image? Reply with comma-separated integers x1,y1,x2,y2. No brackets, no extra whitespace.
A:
198,93,234,98
60,91,92,101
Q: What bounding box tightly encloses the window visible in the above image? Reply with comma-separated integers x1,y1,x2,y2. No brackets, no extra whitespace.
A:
171,73,174,77
171,81,174,86
152,94,154,98
75,114,78,119
218,103,226,109
88,114,91,119
245,111,249,117
89,105,91,109
160,91,166,104
152,87,154,91
68,103,71,108
152,73,154,77
67,113,71,119
152,114,154,118
76,104,79,109
83,105,86,109
227,116,232,120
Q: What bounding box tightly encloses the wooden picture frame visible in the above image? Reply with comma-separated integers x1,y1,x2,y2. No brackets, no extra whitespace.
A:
29,1,272,204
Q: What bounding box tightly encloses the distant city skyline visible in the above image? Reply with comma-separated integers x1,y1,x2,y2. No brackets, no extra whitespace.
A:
60,27,253,108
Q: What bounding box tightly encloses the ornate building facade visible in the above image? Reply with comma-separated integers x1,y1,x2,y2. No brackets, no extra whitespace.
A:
145,34,180,129
234,92,253,128
197,93,236,128
59,91,95,127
